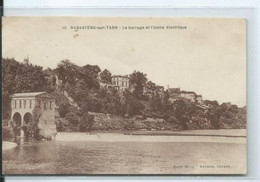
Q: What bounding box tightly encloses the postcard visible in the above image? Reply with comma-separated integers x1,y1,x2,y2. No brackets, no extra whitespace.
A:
2,17,246,175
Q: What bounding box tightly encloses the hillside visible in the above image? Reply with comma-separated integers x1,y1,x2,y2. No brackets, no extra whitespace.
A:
2,58,246,137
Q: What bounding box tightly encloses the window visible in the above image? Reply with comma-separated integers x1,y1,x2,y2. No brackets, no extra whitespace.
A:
14,100,16,108
29,100,32,108
39,101,41,108
19,100,22,108
24,100,26,108
50,101,52,109
44,102,47,109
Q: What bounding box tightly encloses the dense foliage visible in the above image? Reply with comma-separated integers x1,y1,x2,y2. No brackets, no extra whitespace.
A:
2,58,246,135
2,58,48,118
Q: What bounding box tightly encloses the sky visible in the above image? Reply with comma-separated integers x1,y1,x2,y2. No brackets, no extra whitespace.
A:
2,17,246,106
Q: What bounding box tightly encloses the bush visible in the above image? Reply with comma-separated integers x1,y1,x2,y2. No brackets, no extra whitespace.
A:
59,103,71,118
55,118,69,132
79,113,94,132
2,125,14,140
166,115,178,124
65,112,79,126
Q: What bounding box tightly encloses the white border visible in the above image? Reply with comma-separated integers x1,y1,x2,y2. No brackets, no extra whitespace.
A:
2,0,260,8
3,1,260,182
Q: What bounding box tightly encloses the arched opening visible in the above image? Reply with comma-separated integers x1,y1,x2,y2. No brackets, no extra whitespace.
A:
13,112,22,137
23,112,33,140
24,112,33,124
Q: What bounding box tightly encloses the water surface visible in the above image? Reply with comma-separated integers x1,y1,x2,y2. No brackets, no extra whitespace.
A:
3,140,246,174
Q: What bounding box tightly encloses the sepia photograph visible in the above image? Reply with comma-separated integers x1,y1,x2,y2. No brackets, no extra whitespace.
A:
2,17,246,175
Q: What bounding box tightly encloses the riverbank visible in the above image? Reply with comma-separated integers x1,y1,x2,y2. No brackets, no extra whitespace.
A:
55,129,246,144
89,129,246,137
2,141,17,151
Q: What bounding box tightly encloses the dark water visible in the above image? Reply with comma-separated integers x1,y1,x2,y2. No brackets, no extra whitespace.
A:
3,141,246,174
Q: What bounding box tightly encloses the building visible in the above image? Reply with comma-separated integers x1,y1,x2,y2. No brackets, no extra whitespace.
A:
180,91,197,102
196,95,203,104
111,75,130,92
168,88,181,95
10,92,57,139
143,85,154,98
195,104,210,112
155,86,165,97
167,87,181,102
143,85,164,98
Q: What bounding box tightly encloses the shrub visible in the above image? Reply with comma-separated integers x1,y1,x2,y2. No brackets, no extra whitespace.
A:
55,118,69,132
59,103,71,118
65,112,79,126
166,115,178,124
79,113,94,132
2,125,14,141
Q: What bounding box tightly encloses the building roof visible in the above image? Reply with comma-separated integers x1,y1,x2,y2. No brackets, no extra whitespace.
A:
196,104,210,110
10,92,54,98
112,75,129,79
181,91,196,94
156,86,164,89
168,88,180,91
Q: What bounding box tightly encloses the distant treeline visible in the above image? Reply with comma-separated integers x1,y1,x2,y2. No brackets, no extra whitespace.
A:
2,58,246,133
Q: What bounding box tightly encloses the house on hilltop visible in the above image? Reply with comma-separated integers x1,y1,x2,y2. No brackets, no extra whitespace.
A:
143,85,154,98
111,75,130,92
180,91,197,102
143,85,165,98
168,88,181,94
98,75,130,92
168,87,181,102
196,95,203,104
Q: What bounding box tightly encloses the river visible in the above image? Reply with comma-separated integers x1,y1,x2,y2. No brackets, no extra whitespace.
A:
2,130,246,175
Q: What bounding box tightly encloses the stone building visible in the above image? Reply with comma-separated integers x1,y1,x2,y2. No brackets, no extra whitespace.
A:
180,91,197,102
167,87,181,101
10,92,57,139
143,85,165,98
196,95,203,104
168,88,181,95
143,86,154,98
111,75,130,92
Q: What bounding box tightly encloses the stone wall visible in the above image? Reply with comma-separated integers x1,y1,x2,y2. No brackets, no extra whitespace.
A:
37,105,57,139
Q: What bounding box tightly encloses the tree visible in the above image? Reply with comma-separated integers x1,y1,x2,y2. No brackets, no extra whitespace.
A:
79,113,94,132
58,103,71,118
56,60,80,86
32,106,42,139
146,81,156,92
129,71,147,100
204,100,219,108
65,112,79,126
2,58,47,119
72,80,89,104
81,64,101,89
100,69,112,84
150,93,163,114
162,90,174,119
208,107,221,129
174,99,196,130
122,89,145,116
